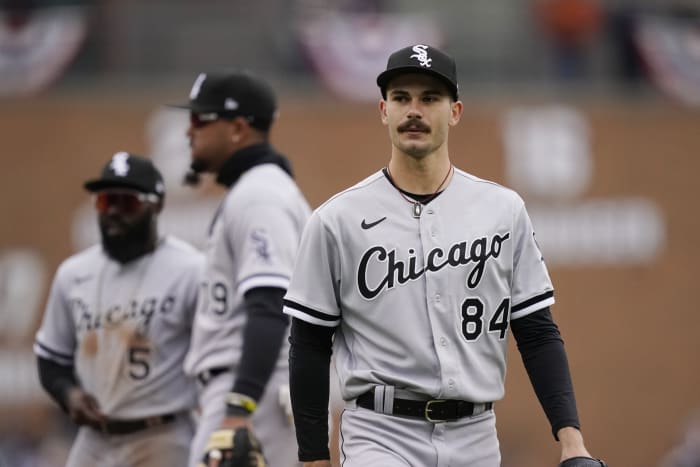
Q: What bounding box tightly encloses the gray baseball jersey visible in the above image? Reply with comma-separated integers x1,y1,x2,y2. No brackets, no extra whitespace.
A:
184,162,310,467
283,168,554,403
34,236,203,418
184,163,311,375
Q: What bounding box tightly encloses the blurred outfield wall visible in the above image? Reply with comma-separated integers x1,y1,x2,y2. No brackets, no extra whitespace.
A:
0,92,698,467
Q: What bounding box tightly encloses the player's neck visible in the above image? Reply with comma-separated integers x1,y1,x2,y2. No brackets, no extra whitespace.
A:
388,155,453,195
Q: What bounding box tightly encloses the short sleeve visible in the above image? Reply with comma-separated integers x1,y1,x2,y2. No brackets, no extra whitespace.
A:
226,201,301,295
510,202,555,320
283,210,341,327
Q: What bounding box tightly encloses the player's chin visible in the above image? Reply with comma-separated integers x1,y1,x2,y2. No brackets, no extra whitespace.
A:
103,226,129,240
399,141,432,159
190,156,211,174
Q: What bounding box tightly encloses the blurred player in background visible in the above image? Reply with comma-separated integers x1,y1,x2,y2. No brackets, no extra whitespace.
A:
170,71,310,467
34,152,203,467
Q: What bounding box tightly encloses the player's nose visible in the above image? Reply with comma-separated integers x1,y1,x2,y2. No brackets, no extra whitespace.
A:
406,101,423,118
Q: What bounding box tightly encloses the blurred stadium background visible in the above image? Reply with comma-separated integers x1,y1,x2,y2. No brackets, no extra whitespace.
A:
1,1,700,466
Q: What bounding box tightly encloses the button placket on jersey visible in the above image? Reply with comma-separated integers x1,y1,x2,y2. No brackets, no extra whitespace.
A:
420,205,459,396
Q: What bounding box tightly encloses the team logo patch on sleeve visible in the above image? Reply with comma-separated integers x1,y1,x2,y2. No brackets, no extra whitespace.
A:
251,229,271,261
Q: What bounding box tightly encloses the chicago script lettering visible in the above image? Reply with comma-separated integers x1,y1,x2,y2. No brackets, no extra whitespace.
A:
357,233,510,299
73,296,177,334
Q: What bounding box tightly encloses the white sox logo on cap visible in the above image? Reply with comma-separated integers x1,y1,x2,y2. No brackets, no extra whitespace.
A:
189,74,240,111
85,152,165,197
110,152,130,176
190,73,207,99
410,45,432,68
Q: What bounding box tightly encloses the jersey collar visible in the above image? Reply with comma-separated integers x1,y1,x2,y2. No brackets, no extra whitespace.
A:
216,143,293,187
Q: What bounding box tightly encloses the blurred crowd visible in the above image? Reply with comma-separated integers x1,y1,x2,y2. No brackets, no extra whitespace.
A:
0,0,699,102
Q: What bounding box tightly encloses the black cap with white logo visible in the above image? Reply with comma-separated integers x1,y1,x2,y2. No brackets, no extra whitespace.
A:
377,44,458,101
84,152,165,198
170,71,278,130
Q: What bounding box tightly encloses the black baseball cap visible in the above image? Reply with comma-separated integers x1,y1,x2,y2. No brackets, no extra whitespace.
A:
169,71,277,131
377,44,459,101
84,152,165,198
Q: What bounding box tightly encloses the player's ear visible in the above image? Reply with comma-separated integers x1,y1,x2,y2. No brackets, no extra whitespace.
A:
449,100,463,127
230,116,252,144
379,99,389,125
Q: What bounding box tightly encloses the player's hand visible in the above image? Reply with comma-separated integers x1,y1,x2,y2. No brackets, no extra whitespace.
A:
66,387,105,429
199,416,253,467
198,426,267,467
219,415,251,431
557,427,592,461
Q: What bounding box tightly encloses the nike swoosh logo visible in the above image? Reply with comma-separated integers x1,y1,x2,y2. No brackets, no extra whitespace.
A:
74,275,93,285
361,217,387,229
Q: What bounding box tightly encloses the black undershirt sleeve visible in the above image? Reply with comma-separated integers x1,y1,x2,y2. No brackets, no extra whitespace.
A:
289,317,334,462
37,356,79,413
510,306,581,440
231,287,289,403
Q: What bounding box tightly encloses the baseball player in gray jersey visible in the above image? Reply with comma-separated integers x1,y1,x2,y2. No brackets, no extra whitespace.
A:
283,45,606,467
169,71,311,467
34,152,203,467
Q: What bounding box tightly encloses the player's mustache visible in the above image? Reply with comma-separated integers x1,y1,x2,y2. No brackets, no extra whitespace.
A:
398,119,430,133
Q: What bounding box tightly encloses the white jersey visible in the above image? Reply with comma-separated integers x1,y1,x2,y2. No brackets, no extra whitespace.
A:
184,163,311,376
283,168,555,403
34,236,204,418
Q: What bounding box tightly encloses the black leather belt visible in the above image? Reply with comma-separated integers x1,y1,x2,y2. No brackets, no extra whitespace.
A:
100,413,177,435
197,366,230,386
356,389,493,422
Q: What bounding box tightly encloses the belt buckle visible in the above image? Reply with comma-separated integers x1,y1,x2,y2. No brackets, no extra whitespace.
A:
99,419,109,434
145,416,160,428
198,369,212,386
424,399,448,422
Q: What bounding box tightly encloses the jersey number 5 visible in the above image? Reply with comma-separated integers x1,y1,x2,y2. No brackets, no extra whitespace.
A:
460,297,510,341
128,347,151,380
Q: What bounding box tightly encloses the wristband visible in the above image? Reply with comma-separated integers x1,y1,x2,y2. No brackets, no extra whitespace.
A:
225,392,257,415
